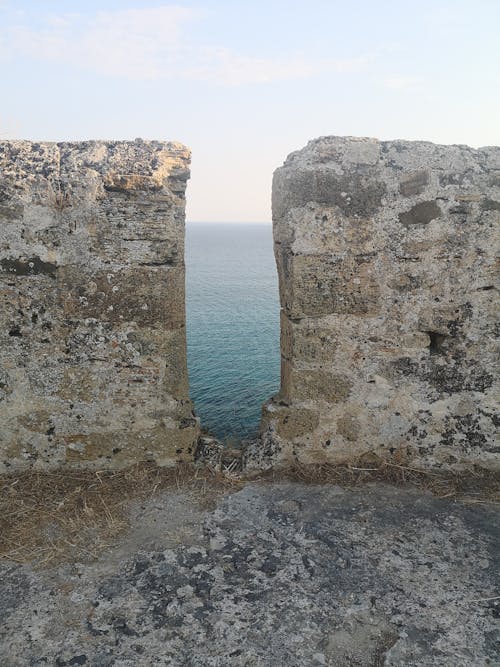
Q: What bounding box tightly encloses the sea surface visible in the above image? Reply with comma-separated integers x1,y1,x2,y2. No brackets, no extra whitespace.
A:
185,223,280,443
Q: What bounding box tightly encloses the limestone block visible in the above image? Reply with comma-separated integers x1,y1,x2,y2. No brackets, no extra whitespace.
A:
0,139,198,471
259,136,499,471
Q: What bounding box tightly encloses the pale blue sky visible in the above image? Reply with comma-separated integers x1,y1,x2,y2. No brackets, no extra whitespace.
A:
1,0,499,221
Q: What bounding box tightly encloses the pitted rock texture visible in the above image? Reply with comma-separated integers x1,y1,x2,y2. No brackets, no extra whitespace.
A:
257,136,499,471
0,483,498,666
0,140,198,471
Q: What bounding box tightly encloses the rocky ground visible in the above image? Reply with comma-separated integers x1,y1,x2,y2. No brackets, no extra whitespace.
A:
1,481,499,666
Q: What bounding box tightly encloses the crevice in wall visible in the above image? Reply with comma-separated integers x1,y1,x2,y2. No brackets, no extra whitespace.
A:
426,331,448,355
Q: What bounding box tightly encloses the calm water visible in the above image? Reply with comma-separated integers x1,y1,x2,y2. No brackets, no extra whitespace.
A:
185,223,280,442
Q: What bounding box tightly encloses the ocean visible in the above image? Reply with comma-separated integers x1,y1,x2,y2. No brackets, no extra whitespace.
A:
185,223,280,443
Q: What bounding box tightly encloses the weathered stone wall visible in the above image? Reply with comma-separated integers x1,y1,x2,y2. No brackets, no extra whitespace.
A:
0,140,199,471
257,136,499,471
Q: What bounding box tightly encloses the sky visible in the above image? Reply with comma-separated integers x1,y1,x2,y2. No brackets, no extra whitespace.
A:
0,1,499,222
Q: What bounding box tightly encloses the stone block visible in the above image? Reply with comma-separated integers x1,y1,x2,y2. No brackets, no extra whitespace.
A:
280,312,338,363
278,253,381,318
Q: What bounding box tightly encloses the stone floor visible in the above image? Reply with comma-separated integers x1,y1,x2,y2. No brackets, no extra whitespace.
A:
1,482,498,666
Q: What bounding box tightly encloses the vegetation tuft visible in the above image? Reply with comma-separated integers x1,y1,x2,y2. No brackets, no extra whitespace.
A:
262,457,500,503
47,179,72,211
1,455,498,568
0,463,241,567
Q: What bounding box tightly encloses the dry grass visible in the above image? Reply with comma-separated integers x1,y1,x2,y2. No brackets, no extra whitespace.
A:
258,456,500,504
0,463,241,567
1,456,498,568
46,180,72,211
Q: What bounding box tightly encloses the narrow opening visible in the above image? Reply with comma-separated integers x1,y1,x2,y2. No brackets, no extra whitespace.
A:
427,331,447,355
185,222,280,447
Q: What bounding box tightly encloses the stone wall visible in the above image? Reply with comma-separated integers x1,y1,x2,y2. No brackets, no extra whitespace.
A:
0,140,199,471
257,136,499,471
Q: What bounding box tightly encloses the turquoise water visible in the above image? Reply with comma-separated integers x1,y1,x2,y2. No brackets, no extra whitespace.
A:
185,223,280,442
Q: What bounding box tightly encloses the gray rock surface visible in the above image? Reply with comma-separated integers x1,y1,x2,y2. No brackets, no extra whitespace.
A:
257,136,500,471
1,482,498,666
0,140,198,471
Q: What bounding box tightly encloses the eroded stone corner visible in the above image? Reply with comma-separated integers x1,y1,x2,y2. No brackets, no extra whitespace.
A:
0,139,199,471
252,136,500,472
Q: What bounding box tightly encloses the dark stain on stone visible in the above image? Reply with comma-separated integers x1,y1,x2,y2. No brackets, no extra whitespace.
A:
354,251,378,264
439,171,471,186
428,364,494,394
398,201,441,227
479,410,500,428
0,185,9,202
55,656,88,666
111,616,138,637
85,619,108,637
426,331,447,355
132,559,149,576
391,357,420,377
98,576,130,602
0,203,24,220
0,256,58,279
481,198,500,211
445,303,473,337
278,169,386,217
104,175,162,193
390,355,493,395
399,170,429,197
139,258,176,267
488,172,500,187
180,417,197,429
0,369,11,399
449,203,470,215
440,413,488,450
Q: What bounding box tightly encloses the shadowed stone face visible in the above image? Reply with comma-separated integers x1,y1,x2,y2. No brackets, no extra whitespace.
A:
0,257,58,278
0,139,198,471
398,200,441,227
273,168,386,219
253,136,500,472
